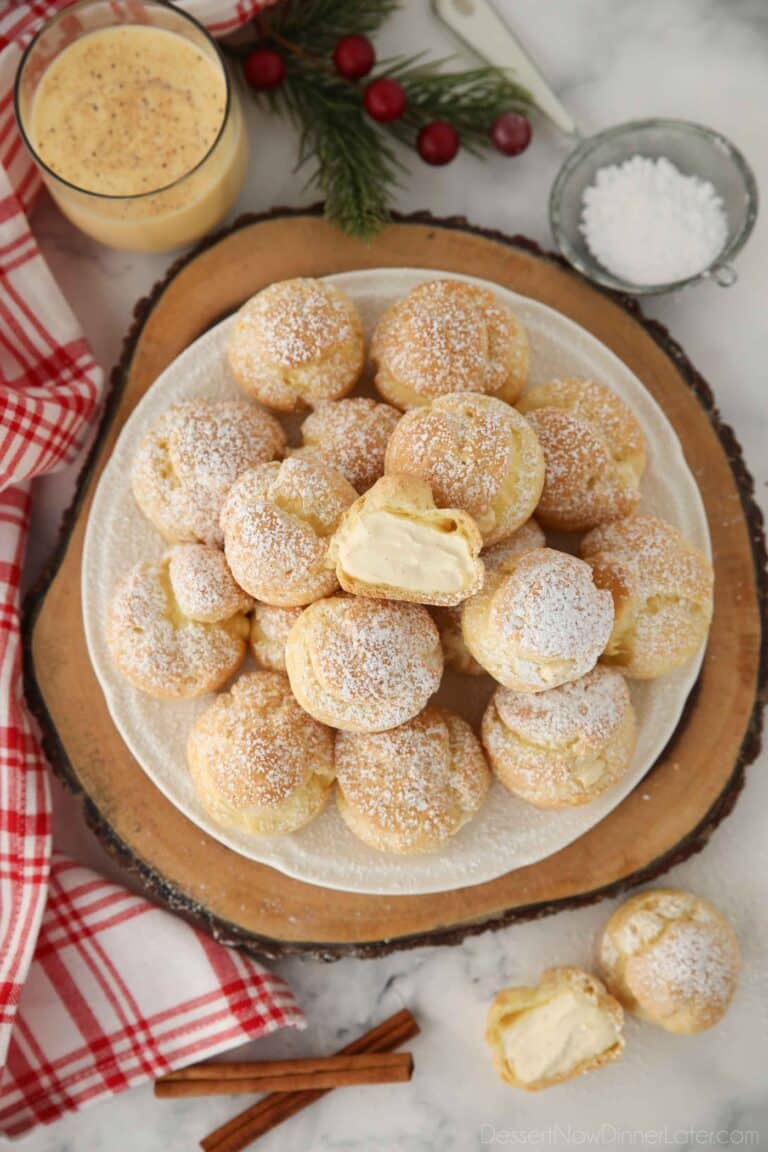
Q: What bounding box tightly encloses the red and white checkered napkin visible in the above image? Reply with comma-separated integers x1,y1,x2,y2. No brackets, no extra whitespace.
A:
0,856,301,1138
0,0,299,1139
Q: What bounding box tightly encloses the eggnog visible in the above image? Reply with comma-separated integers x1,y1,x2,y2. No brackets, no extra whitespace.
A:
27,23,247,250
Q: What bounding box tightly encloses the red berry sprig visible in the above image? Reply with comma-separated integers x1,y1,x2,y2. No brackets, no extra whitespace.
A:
363,77,408,123
491,111,532,156
244,48,286,91
417,121,460,166
333,34,375,80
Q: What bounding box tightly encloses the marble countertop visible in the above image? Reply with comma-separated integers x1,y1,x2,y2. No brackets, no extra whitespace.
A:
21,2,768,1149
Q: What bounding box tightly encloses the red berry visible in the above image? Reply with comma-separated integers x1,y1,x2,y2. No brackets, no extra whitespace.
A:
363,77,407,123
333,34,376,80
491,111,532,156
244,48,286,91
417,120,460,166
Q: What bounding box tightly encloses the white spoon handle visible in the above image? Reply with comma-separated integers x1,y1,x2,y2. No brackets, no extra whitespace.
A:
433,0,578,137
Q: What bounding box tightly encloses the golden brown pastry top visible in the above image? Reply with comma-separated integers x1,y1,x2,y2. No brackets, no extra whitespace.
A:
107,558,248,698
490,664,632,756
166,543,252,623
598,888,740,1034
285,595,443,733
384,393,544,545
220,457,357,606
371,280,528,408
462,547,614,691
187,672,334,810
334,705,490,852
131,399,285,545
227,278,364,411
517,377,646,532
298,398,401,492
581,514,714,677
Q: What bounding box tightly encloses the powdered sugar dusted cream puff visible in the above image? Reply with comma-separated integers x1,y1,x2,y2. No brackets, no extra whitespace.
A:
486,967,625,1091
131,399,285,546
384,393,545,545
297,397,401,492
220,457,357,607
335,705,490,853
187,672,335,835
371,279,529,409
461,548,614,692
482,665,637,808
107,557,249,698
517,377,646,532
598,889,740,1034
285,596,443,733
227,278,364,411
250,604,303,673
435,518,545,675
580,514,714,679
166,543,252,623
328,474,484,608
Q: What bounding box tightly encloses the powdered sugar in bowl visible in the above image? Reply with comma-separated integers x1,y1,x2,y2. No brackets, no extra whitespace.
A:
549,119,757,295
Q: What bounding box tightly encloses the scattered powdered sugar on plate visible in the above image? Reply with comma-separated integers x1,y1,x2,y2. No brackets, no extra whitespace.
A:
581,155,728,286
82,268,710,895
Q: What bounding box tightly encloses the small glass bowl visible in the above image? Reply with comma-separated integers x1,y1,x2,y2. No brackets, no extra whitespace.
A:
549,118,758,295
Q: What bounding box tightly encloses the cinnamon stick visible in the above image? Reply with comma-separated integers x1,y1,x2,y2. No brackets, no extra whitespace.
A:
155,1051,412,1097
199,1008,419,1152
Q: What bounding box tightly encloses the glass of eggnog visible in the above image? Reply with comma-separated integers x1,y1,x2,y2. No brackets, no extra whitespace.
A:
14,0,249,252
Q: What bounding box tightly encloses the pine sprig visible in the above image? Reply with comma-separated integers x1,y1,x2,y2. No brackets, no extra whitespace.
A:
277,63,399,238
225,0,535,239
265,0,399,54
384,58,532,154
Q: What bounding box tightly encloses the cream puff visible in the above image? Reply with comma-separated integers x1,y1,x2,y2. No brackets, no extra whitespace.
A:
166,544,252,623
486,967,625,1091
107,558,249,698
384,393,545,545
220,457,357,607
517,377,646,532
580,514,714,678
598,889,740,1034
227,278,364,411
297,398,401,492
481,665,637,808
285,596,443,733
187,671,335,835
435,518,545,675
250,604,303,673
131,399,285,546
328,474,484,608
461,547,614,692
371,279,529,409
335,705,490,853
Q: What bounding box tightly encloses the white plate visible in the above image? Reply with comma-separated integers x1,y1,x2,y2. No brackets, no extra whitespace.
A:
82,268,709,895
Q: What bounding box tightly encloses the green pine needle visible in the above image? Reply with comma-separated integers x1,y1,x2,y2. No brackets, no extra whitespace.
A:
226,1,534,239
267,0,400,54
277,63,399,239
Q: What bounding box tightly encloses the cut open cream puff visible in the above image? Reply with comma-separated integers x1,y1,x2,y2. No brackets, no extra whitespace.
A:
328,474,484,607
486,966,625,1091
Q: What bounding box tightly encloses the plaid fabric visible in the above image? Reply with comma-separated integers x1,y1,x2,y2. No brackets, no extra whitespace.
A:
0,857,301,1138
0,0,299,1139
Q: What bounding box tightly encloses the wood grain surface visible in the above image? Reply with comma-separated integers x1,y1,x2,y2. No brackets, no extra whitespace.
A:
23,209,766,958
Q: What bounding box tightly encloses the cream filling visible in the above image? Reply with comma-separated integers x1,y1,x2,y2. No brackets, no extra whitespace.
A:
501,991,618,1084
337,511,475,594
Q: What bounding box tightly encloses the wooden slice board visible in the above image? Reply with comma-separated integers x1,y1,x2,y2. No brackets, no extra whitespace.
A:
23,209,766,959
